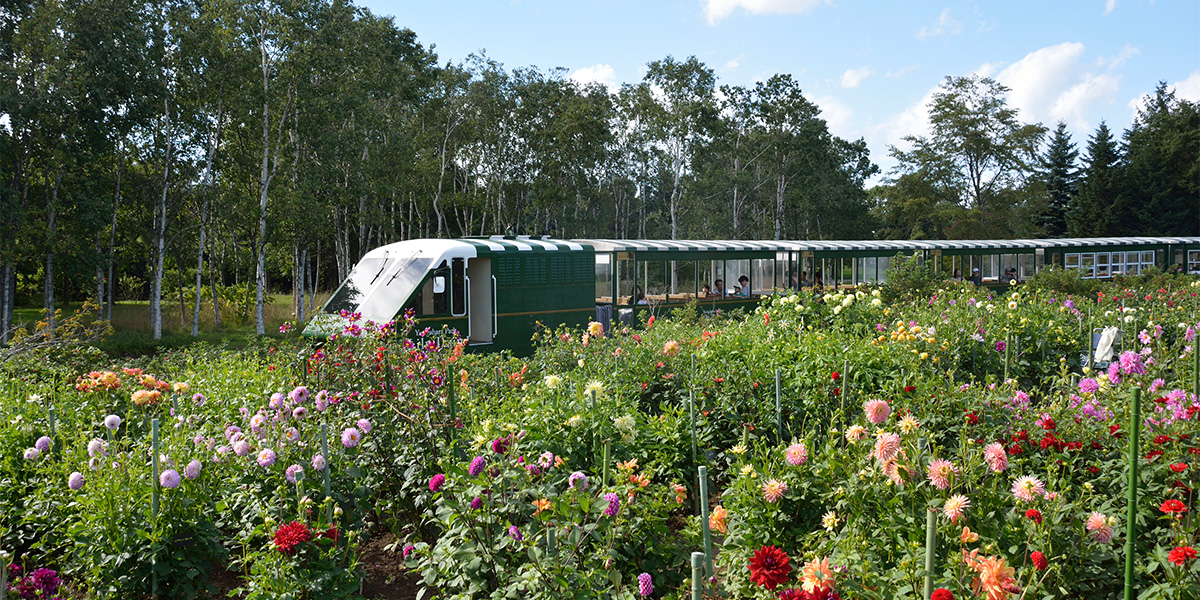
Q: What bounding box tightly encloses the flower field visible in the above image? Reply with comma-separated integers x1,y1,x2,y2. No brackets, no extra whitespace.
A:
1,273,1198,599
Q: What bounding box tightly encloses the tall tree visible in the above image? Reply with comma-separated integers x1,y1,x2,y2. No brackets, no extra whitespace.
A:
643,56,717,240
887,75,1046,238
1118,83,1200,236
1068,122,1122,237
1035,121,1077,237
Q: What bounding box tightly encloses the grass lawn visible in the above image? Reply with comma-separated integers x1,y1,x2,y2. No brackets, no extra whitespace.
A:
9,293,329,356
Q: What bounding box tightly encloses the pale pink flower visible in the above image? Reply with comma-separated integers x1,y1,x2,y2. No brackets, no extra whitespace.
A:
864,399,891,425
1090,524,1115,544
762,479,788,503
873,432,901,463
927,458,958,490
1011,475,1045,503
785,442,808,466
845,425,867,444
943,494,971,523
1085,512,1108,531
983,443,1008,473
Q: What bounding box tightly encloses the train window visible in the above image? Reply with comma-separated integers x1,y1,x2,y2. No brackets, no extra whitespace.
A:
643,261,668,299
1175,250,1184,269
981,255,998,282
1080,253,1095,278
752,259,774,294
617,255,635,305
1065,253,1079,270
595,253,613,303
1110,253,1124,276
674,261,698,300
699,261,714,296
1095,253,1110,278
1000,254,1016,277
1124,252,1140,275
1018,254,1035,280
1189,251,1200,275
876,256,890,283
727,259,750,294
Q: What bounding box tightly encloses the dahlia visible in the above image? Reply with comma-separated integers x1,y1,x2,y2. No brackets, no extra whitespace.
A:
469,456,487,477
960,526,979,543
863,399,891,425
748,545,791,590
983,442,1008,472
273,521,312,554
312,454,327,471
1159,499,1187,517
356,418,372,434
930,589,954,600
927,458,958,490
603,492,620,517
637,573,653,596
822,510,839,533
184,459,202,480
285,464,305,484
709,505,728,534
1168,545,1197,566
429,473,446,492
873,432,901,463
1011,475,1045,502
568,471,588,490
257,449,277,468
762,478,788,503
1030,550,1048,571
943,494,970,523
1025,509,1042,524
68,472,84,491
341,427,362,448
800,556,835,593
785,442,808,466
160,469,181,488
845,425,866,444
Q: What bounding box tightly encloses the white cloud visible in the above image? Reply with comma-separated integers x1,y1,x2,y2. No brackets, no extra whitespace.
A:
974,61,1006,78
1104,0,1116,15
917,8,961,40
1174,70,1200,102
870,85,939,160
841,67,872,88
1127,70,1200,118
570,64,617,90
808,94,853,136
724,55,745,71
703,0,830,25
993,42,1122,131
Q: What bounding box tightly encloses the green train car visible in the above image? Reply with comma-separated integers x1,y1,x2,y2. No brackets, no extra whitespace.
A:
303,235,1200,353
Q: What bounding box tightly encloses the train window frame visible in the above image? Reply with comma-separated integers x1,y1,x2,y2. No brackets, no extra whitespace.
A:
751,258,774,295
1189,250,1200,275
1018,254,1035,280
1110,252,1124,276
1095,252,1110,278
673,260,698,302
595,252,614,304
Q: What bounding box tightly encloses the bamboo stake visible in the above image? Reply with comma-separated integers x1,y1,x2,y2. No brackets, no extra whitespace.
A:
690,552,705,600
699,466,713,577
774,369,783,445
1123,387,1142,600
923,508,936,600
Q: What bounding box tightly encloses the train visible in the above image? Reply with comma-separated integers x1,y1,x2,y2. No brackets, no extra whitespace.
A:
302,235,1200,353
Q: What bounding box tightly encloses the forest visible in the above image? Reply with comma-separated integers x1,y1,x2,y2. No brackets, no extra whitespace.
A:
2,0,1198,339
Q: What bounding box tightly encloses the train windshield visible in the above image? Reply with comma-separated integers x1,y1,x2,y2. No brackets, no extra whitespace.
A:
357,256,431,322
324,257,392,314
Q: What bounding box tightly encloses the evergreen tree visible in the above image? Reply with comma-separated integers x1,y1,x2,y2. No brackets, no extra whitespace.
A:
1068,122,1121,237
1119,83,1200,236
1035,122,1077,237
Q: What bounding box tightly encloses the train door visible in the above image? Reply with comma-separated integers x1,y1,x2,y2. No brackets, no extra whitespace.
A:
467,258,493,344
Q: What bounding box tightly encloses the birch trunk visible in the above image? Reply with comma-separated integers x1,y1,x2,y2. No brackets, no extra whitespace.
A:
194,104,222,336
44,171,60,327
106,146,124,320
151,97,173,339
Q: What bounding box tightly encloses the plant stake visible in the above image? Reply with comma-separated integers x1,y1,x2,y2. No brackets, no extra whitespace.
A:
923,507,936,600
1123,387,1141,600
690,551,704,600
698,466,712,577
774,369,783,444
151,417,160,597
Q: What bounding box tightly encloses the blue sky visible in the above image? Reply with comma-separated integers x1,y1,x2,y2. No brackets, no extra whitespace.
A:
361,0,1200,177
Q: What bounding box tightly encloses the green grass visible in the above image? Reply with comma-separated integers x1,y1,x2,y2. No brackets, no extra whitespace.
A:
10,293,329,357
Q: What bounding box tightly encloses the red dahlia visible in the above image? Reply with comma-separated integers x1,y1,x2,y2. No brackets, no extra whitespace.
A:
1169,463,1187,473
273,521,312,555
1159,499,1188,516
1031,550,1048,571
749,545,792,590
1168,545,1197,566
1025,509,1043,524
930,590,954,600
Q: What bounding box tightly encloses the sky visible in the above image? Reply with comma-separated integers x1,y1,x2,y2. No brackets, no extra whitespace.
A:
360,0,1200,179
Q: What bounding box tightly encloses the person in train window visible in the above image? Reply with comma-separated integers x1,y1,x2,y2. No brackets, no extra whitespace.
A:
799,271,810,288
813,270,824,289
953,268,962,280
701,283,712,297
1004,267,1021,285
969,268,982,286
629,286,648,305
714,279,728,297
737,275,751,296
